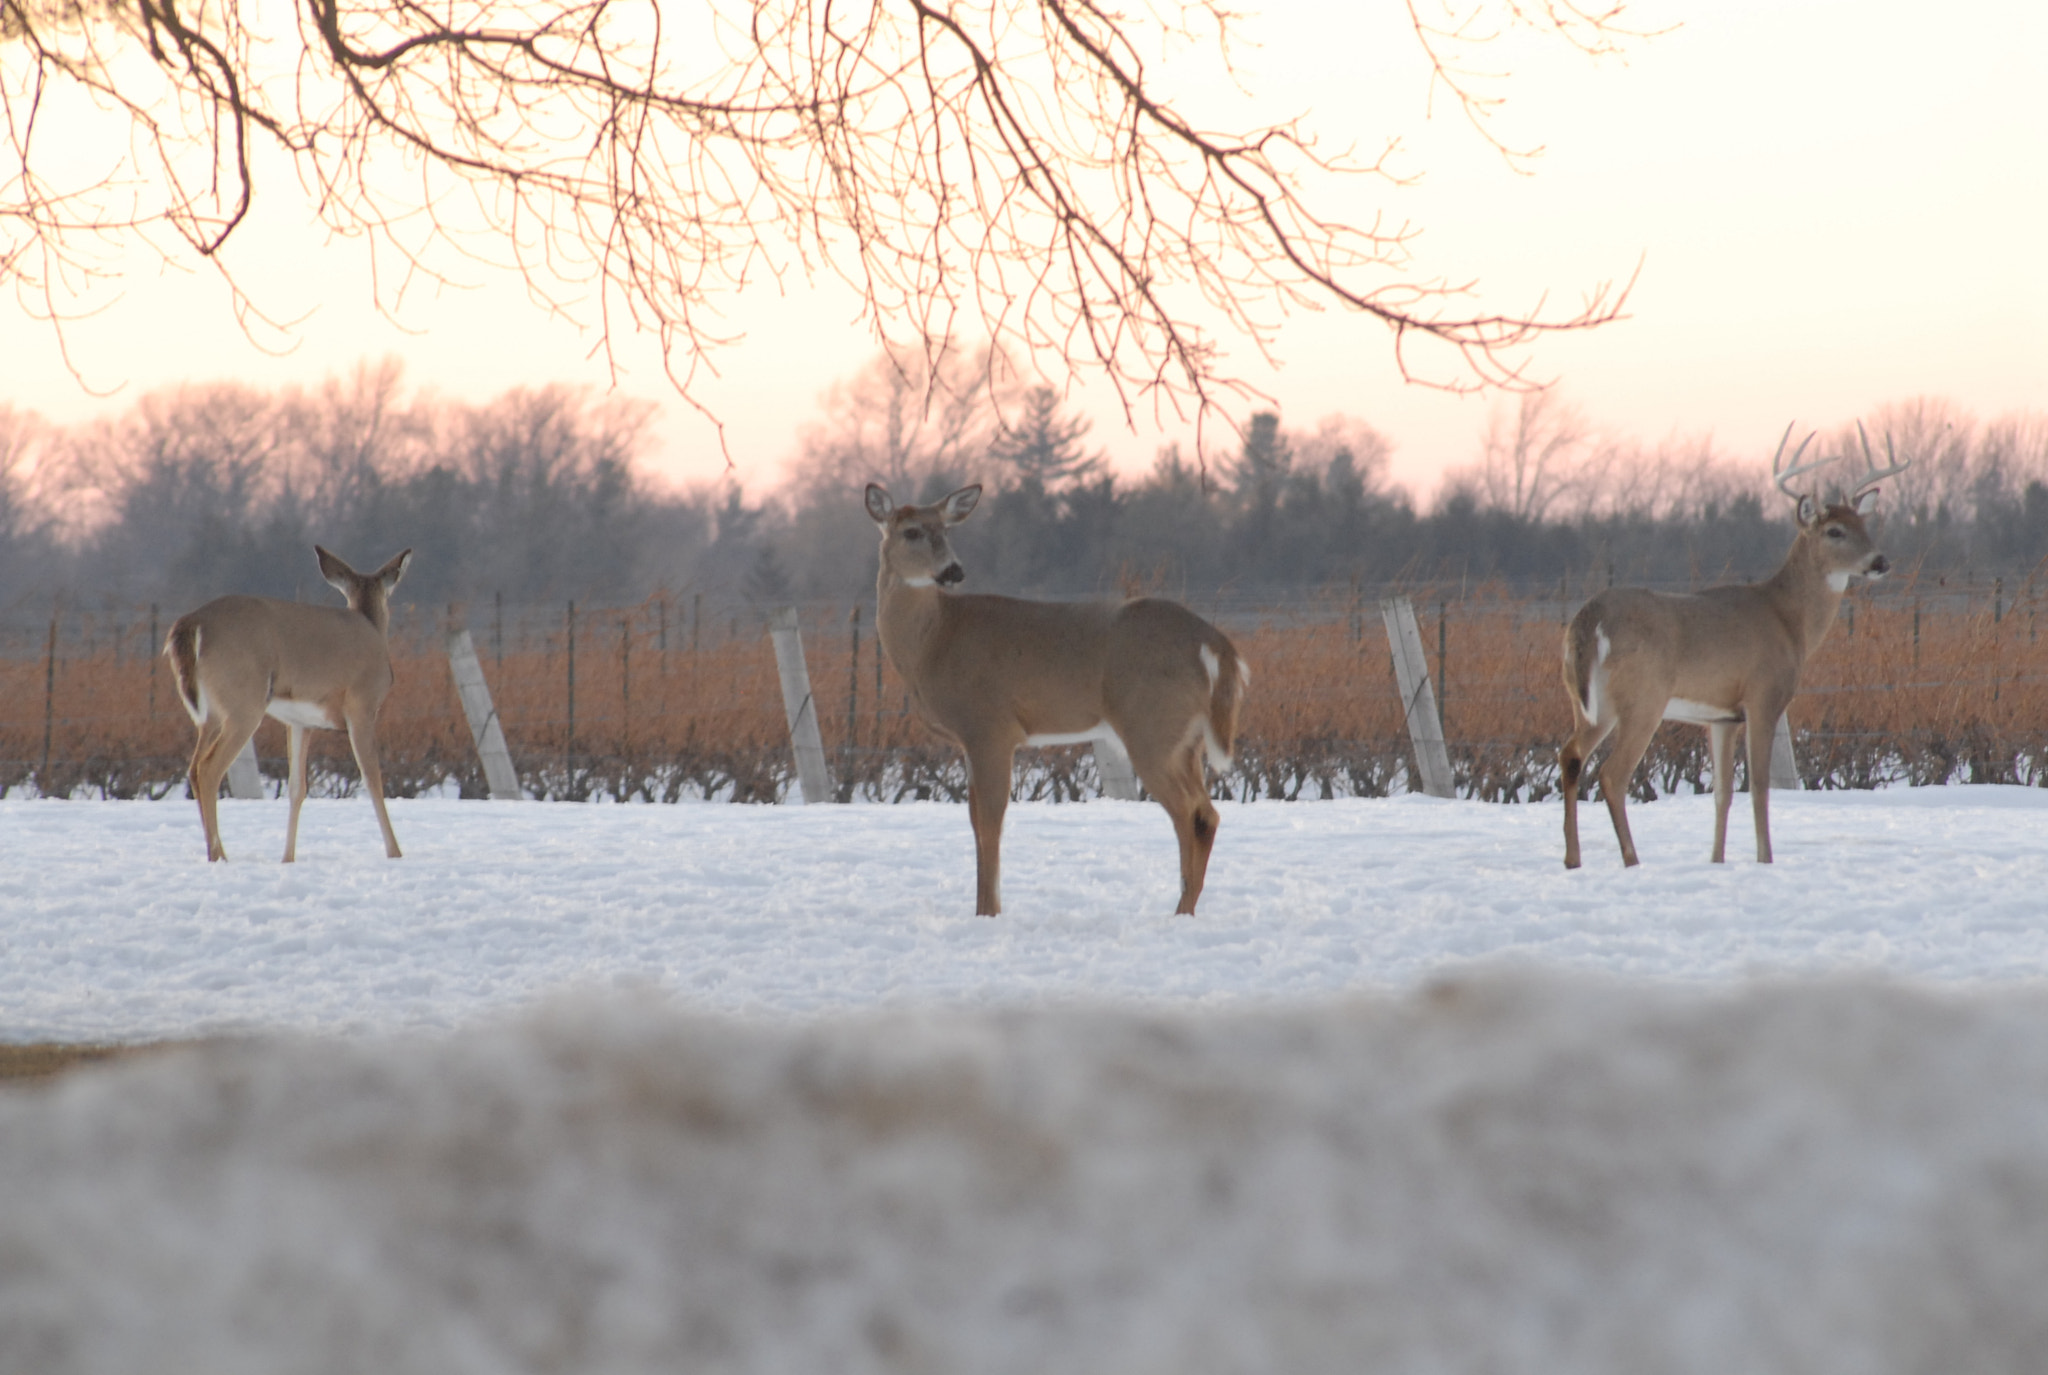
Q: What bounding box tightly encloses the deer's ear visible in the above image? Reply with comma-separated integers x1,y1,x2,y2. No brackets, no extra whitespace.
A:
864,484,894,525
1854,488,1880,516
315,545,357,592
1796,494,1819,527
375,549,413,591
940,485,982,525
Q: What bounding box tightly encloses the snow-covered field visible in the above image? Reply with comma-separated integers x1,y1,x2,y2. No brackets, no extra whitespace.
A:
5,787,2048,1372
2,787,2046,1041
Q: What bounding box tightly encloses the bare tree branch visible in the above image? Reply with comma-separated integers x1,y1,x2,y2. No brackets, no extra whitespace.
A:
3,0,1647,450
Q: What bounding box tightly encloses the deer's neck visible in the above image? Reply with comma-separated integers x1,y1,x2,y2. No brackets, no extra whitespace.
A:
875,566,946,676
351,597,391,636
1760,541,1844,661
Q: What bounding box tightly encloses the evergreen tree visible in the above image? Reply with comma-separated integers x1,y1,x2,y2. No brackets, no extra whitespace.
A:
986,388,1105,490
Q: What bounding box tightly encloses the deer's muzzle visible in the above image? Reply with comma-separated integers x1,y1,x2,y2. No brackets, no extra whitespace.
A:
936,563,966,586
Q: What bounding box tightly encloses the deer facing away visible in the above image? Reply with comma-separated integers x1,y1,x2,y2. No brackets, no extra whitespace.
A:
867,484,1248,916
1559,425,1907,868
164,546,412,862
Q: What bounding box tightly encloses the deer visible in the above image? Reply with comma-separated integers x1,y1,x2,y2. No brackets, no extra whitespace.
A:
164,546,413,863
865,483,1249,916
1559,423,1908,869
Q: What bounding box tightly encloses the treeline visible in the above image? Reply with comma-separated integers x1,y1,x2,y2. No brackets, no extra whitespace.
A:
4,354,2047,614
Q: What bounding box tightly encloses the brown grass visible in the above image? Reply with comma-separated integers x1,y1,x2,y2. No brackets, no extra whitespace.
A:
0,1042,189,1086
6,581,2046,803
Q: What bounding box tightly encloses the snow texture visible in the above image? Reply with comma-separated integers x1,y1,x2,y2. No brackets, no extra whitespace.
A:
4,788,2048,1371
6,976,2048,1372
3,788,2047,1042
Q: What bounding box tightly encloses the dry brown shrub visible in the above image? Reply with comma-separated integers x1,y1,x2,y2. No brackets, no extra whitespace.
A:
6,578,2045,802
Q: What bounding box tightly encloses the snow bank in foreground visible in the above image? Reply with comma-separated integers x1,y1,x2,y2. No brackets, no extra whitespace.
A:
6,973,2048,1372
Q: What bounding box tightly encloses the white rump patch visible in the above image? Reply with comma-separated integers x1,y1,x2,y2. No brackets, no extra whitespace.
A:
267,698,338,730
1201,720,1232,773
1663,697,1742,725
1197,644,1249,691
1581,626,1612,722
176,627,207,725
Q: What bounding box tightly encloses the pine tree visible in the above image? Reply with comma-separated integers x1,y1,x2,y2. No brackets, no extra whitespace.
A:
986,387,1105,490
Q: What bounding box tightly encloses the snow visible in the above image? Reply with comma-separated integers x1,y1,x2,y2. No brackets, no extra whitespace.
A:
9,976,2048,1371
5,787,2048,1371
3,787,2047,1041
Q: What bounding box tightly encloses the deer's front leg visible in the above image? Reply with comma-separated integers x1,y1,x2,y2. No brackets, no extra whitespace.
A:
965,741,1017,916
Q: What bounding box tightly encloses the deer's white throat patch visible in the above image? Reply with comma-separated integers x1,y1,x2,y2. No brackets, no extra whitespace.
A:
1827,570,1853,592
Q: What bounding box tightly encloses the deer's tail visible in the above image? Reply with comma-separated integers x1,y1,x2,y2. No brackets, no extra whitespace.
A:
1198,637,1250,772
164,618,206,726
1564,608,1605,724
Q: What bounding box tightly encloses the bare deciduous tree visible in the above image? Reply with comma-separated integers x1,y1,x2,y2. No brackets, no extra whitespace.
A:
1,0,1642,436
1445,388,1593,522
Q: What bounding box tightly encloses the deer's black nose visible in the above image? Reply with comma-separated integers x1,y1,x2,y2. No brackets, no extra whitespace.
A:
936,563,965,586
1867,554,1891,578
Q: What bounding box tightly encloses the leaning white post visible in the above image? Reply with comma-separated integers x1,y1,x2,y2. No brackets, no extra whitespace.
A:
1380,596,1456,800
1770,710,1801,791
225,736,265,799
769,607,834,804
1094,733,1141,801
446,627,523,799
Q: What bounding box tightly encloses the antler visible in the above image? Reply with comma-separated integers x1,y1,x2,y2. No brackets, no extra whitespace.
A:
1852,421,1911,499
1770,421,1831,499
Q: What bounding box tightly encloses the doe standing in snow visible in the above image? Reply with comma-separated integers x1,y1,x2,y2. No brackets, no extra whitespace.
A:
866,484,1249,916
1559,424,1907,868
164,546,413,863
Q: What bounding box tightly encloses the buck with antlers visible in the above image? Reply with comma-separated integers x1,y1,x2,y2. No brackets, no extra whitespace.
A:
866,484,1248,916
1560,424,1907,868
164,546,413,863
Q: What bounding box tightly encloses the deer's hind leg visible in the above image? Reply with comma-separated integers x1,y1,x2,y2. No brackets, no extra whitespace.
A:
1560,712,1615,871
1595,707,1663,869
1121,713,1220,915
342,701,403,860
189,704,263,862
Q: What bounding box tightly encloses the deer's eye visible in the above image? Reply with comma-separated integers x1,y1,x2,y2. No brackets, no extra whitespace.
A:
1826,526,1845,540
903,528,923,542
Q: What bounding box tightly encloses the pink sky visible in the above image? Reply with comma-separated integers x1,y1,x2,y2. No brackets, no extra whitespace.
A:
3,0,2041,502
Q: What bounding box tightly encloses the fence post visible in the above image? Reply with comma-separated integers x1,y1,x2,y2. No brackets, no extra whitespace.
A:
1094,733,1141,801
769,606,834,804
225,736,265,799
1770,711,1801,791
842,606,861,802
565,600,577,794
40,606,57,788
446,626,523,799
1380,596,1456,799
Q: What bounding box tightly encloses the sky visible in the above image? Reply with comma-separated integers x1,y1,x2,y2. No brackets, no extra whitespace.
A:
2,0,2041,503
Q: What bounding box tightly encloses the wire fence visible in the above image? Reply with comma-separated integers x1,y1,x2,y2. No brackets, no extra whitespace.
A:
4,573,2046,803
